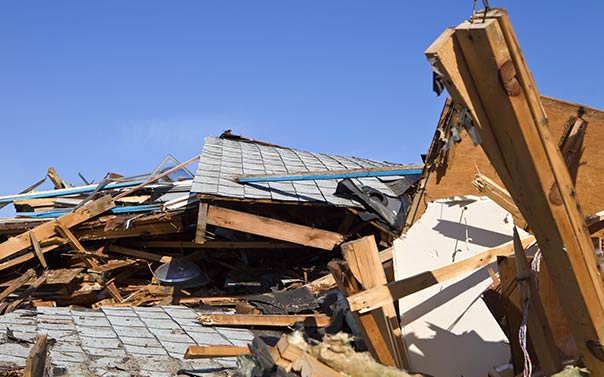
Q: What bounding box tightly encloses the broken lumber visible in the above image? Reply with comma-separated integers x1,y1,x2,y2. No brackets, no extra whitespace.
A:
184,345,250,359
206,205,344,250
427,9,604,372
347,235,535,313
197,313,331,328
0,195,115,270
24,334,48,377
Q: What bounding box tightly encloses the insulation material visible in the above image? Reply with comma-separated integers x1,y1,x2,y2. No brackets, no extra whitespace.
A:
394,196,525,377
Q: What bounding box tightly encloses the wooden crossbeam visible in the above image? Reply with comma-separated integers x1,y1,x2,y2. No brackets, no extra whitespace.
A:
184,345,250,359
28,231,47,268
197,313,331,328
347,235,535,313
206,205,344,250
427,9,604,372
108,245,173,263
24,335,48,377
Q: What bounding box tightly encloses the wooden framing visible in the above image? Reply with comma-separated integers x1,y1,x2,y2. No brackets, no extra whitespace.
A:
427,9,604,371
194,202,208,244
331,236,409,369
0,195,114,271
197,313,331,328
347,235,534,313
24,335,48,377
206,205,344,250
184,345,250,359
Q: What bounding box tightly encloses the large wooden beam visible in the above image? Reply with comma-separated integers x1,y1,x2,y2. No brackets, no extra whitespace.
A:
197,313,331,328
206,206,344,250
334,236,409,369
428,9,604,371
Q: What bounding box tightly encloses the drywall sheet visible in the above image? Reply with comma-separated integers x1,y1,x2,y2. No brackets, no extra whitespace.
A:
394,196,524,377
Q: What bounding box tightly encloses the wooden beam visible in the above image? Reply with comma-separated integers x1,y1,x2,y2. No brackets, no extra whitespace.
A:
197,313,331,328
347,235,535,313
473,174,527,228
0,195,114,268
0,270,36,301
429,10,604,371
55,220,97,269
47,167,68,189
206,205,344,251
194,203,208,244
122,240,302,249
108,245,172,263
24,335,48,377
184,345,250,359
339,236,408,369
511,228,562,374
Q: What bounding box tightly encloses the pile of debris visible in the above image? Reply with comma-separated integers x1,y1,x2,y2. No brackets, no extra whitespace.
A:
1,7,602,377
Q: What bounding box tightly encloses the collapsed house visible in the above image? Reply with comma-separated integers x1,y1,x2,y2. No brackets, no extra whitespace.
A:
0,7,600,377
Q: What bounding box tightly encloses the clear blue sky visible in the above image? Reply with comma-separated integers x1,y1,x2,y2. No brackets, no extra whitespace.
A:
1,1,602,203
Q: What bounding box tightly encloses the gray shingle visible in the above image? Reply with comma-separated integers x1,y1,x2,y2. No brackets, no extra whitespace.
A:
191,136,416,207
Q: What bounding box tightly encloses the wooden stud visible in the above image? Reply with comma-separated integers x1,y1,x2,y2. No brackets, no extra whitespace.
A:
195,202,208,244
108,245,172,263
184,345,251,359
197,313,331,328
206,205,344,251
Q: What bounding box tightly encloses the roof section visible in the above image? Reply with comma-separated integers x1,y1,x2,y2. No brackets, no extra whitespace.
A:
191,136,416,207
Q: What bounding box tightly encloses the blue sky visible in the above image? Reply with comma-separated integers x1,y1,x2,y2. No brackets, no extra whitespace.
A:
1,1,602,204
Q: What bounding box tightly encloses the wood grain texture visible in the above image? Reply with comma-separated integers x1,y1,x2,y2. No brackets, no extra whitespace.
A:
206,205,343,250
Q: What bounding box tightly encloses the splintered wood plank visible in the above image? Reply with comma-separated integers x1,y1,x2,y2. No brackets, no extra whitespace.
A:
428,10,604,372
206,206,344,250
340,236,408,369
0,270,36,301
473,174,527,228
29,231,47,268
122,240,302,249
184,345,250,359
197,313,331,328
194,202,208,244
0,195,114,265
89,259,137,274
347,235,534,313
109,245,173,263
55,220,98,269
24,334,48,377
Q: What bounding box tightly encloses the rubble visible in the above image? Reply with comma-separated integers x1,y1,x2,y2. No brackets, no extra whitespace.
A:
0,6,602,377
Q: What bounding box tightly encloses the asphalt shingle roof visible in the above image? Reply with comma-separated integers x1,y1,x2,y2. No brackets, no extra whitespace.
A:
191,136,415,207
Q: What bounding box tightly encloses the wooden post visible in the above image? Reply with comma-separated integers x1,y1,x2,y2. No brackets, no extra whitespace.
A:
427,9,604,372
512,228,562,374
335,236,409,369
194,203,208,244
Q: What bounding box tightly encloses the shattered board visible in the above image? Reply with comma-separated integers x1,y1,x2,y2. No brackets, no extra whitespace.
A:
394,196,525,377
